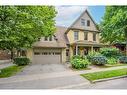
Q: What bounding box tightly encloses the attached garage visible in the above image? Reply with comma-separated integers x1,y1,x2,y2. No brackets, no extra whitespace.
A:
26,26,68,64
33,48,62,64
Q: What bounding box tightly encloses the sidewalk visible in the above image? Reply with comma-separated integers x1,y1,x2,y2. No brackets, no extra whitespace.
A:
75,65,127,75
0,60,14,69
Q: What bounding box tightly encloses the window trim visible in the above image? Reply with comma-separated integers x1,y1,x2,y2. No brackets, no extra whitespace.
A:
44,37,48,41
84,32,88,40
87,20,90,26
81,18,85,26
74,31,79,41
93,33,96,41
49,36,52,41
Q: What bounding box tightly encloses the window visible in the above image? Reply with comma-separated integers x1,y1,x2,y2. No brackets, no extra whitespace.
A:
81,19,85,26
44,37,48,41
93,33,96,41
84,32,88,40
34,52,40,55
44,36,53,41
49,36,52,41
87,20,90,26
74,31,79,40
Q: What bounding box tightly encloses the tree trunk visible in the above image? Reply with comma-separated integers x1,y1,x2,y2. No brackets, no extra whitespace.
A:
10,50,14,60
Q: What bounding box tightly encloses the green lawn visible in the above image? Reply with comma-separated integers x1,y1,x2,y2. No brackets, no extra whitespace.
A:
81,68,127,82
0,65,25,78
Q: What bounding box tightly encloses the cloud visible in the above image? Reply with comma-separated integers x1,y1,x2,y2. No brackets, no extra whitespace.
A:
55,6,88,27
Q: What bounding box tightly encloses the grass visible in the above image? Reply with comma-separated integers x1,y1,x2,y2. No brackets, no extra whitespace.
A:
0,65,25,78
81,68,127,82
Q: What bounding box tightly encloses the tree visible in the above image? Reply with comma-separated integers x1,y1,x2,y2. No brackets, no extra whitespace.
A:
100,6,127,55
0,6,56,59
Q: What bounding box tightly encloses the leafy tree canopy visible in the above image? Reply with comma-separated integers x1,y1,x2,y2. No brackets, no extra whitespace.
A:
0,6,57,51
100,6,127,44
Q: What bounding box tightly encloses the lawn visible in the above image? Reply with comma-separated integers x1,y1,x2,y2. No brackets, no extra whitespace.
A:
0,65,25,78
81,68,127,82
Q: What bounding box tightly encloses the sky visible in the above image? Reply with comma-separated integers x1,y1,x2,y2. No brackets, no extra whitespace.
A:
55,6,105,27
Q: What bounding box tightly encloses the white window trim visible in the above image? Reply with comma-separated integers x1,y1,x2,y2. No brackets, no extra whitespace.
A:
74,31,79,41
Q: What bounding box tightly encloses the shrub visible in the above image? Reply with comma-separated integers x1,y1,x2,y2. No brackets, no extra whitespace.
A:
119,56,127,63
91,56,107,65
87,51,102,62
72,55,81,59
107,57,118,65
71,56,90,69
13,57,30,66
100,47,121,58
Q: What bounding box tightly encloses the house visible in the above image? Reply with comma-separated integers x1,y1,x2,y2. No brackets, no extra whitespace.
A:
0,50,11,60
113,42,126,54
26,9,105,64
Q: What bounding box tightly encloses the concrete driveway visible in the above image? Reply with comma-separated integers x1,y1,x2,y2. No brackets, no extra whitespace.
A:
0,63,89,89
18,63,71,75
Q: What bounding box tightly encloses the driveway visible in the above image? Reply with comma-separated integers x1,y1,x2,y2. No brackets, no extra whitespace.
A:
18,63,71,75
0,63,89,89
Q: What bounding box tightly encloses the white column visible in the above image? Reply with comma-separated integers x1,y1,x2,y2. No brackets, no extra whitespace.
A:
91,46,93,53
76,45,78,55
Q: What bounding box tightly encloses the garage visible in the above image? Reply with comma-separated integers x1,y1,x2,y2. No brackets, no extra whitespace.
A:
33,48,62,64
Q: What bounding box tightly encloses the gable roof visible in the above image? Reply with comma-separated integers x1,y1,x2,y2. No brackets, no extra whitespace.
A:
71,9,97,28
65,9,99,34
33,26,68,48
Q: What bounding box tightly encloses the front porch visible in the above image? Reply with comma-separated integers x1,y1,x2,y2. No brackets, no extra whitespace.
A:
69,40,106,58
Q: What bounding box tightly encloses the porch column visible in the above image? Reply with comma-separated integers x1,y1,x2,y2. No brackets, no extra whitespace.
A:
91,46,93,53
76,45,78,55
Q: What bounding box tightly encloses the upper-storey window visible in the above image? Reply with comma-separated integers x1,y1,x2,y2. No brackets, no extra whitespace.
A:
74,31,79,40
44,36,53,41
84,32,88,40
87,20,90,26
49,36,52,41
81,19,85,26
93,33,96,41
44,37,48,41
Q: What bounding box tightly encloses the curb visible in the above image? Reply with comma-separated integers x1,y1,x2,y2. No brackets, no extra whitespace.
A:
91,75,127,83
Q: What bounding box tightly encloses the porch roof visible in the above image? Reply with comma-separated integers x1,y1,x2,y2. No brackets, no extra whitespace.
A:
71,40,108,47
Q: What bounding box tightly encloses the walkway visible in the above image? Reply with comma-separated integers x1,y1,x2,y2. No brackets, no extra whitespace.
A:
75,65,127,75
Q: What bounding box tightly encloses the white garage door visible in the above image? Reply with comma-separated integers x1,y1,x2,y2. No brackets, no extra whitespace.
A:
33,48,61,64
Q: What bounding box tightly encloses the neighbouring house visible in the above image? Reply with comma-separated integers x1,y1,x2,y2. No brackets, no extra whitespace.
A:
26,9,105,64
113,42,126,54
0,50,11,60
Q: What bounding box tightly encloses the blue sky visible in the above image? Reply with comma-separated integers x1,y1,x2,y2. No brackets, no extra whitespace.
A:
55,6,105,27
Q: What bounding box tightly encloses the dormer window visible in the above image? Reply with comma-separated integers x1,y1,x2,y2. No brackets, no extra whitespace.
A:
87,20,90,26
44,37,48,41
81,19,85,26
44,36,53,41
49,36,52,41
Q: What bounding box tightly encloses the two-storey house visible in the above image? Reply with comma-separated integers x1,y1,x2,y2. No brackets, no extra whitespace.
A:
26,9,104,64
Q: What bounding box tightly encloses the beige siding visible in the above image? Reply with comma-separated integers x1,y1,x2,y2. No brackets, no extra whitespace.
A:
61,48,66,63
26,49,33,62
67,30,100,44
69,46,73,58
71,11,98,31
